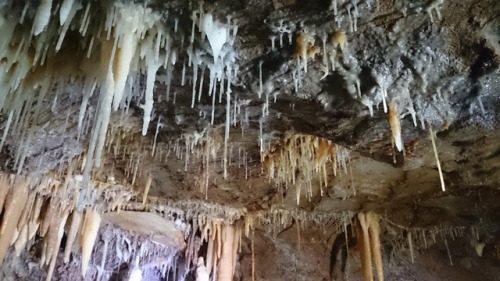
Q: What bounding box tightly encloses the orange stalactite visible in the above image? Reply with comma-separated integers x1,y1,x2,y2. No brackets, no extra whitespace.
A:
388,101,403,152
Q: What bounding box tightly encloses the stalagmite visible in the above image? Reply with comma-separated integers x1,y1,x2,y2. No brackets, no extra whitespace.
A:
217,224,236,281
0,178,29,267
81,209,102,277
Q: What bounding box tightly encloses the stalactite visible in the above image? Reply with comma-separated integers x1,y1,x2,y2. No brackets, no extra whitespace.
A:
45,210,69,281
262,133,349,203
232,226,240,275
206,229,215,275
196,257,210,281
475,243,485,257
33,0,53,36
64,210,82,263
216,221,222,259
297,220,301,250
28,221,39,241
251,228,255,281
407,231,414,263
128,266,143,281
142,174,152,204
217,224,236,281
16,192,35,230
357,213,373,281
41,202,57,238
367,212,383,281
388,101,403,152
356,211,384,281
81,209,102,277
0,178,10,213
429,126,446,191
444,238,453,266
30,194,44,226
0,178,29,266
42,207,64,267
295,33,315,74
13,224,29,256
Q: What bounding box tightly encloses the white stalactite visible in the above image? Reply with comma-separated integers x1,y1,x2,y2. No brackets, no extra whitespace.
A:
33,0,53,36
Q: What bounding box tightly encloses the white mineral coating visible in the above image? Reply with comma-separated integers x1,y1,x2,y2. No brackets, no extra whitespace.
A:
103,211,186,250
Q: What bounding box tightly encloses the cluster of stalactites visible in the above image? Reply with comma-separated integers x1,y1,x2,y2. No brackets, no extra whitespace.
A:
186,7,240,181
284,0,450,163
0,174,250,281
0,0,240,188
262,133,350,204
288,30,348,94
181,128,223,196
388,224,478,266
193,221,241,281
241,208,353,281
284,0,368,93
122,199,357,281
0,1,163,191
0,172,133,280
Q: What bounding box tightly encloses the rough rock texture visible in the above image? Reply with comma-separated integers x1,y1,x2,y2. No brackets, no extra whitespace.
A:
0,0,498,280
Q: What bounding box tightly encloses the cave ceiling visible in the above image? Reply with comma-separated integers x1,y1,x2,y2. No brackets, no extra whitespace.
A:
0,0,498,280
